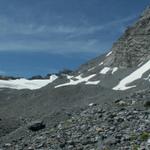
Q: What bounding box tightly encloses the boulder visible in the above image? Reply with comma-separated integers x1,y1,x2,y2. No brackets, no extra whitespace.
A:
28,120,45,131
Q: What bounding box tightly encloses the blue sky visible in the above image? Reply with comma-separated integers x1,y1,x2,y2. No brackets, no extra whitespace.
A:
0,0,149,77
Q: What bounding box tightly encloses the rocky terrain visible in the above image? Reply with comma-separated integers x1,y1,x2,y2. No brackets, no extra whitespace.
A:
104,6,150,67
0,89,150,150
0,6,150,150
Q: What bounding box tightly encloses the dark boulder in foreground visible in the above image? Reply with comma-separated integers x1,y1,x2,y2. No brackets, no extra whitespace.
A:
28,120,46,131
2,89,150,150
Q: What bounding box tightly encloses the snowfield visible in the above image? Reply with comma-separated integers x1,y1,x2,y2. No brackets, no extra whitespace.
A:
100,67,111,74
113,60,150,90
0,75,58,90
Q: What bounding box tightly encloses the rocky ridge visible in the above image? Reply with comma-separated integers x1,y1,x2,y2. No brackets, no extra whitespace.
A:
103,6,150,67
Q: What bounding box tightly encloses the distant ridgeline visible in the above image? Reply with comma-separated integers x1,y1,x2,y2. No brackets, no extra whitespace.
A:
0,69,73,80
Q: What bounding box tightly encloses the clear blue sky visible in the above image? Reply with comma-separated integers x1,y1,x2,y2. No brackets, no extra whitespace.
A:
0,0,149,77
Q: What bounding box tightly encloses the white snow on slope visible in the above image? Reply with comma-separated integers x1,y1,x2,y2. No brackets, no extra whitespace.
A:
85,80,100,85
66,75,74,79
88,103,95,106
100,67,111,74
0,75,58,90
99,62,104,66
50,75,58,81
55,74,96,88
100,67,119,75
138,61,144,67
88,67,96,72
106,51,112,57
113,60,150,90
112,67,118,74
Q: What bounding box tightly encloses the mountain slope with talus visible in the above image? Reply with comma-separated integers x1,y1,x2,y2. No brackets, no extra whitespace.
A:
34,6,150,92
74,6,150,91
0,7,150,146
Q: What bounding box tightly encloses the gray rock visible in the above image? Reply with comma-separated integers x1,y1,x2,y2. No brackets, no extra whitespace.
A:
28,120,45,131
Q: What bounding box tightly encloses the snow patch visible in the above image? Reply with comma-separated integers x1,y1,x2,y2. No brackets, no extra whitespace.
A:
100,67,111,74
138,61,143,67
49,75,58,81
88,103,94,107
147,138,150,145
85,80,100,85
0,75,58,90
113,60,150,90
99,62,104,66
100,67,118,75
106,51,112,57
55,74,96,88
88,67,95,72
66,75,74,79
112,67,118,74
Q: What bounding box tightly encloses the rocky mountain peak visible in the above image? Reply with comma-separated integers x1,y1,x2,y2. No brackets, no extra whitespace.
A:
140,6,150,19
104,6,150,68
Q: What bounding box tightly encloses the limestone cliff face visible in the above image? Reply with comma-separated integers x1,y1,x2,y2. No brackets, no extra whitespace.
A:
104,6,150,68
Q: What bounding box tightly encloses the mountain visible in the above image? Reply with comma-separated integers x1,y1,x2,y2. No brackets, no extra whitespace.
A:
0,6,150,150
104,6,150,67
1,8,150,91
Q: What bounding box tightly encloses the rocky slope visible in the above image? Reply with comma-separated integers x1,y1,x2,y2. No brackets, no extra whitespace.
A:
103,6,150,67
1,89,150,150
0,6,150,150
